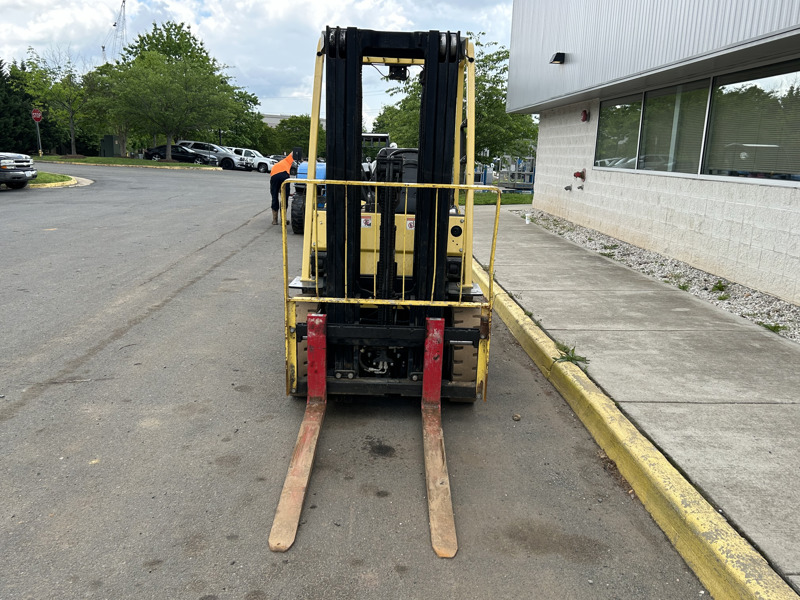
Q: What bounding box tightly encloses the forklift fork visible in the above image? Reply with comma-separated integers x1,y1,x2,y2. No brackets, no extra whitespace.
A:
421,317,458,557
268,314,327,552
269,315,458,557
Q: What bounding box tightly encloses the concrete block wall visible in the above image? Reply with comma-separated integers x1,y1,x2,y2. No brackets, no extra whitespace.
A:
533,100,800,304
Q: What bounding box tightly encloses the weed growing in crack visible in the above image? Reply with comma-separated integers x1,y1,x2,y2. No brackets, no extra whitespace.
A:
759,322,787,333
553,341,590,366
712,280,728,292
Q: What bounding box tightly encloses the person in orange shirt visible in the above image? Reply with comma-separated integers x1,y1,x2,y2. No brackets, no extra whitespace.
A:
270,151,298,225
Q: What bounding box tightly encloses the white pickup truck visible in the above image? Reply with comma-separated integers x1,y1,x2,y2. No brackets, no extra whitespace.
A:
226,147,277,173
0,152,38,189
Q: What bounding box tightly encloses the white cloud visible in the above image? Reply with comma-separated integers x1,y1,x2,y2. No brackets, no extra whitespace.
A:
1,0,513,127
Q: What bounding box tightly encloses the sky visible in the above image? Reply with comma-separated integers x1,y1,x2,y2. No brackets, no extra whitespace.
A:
2,0,514,128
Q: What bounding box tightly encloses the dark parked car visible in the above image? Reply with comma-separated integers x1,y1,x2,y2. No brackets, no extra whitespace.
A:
143,145,216,165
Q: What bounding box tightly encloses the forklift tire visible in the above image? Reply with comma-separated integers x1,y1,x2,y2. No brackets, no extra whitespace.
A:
291,194,305,234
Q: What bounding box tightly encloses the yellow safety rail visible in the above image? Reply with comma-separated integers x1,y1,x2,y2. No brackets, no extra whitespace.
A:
279,178,503,400
281,179,500,301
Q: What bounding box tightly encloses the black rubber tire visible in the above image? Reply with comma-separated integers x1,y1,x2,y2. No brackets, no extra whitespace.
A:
257,163,268,173
220,158,233,170
6,180,29,189
194,157,203,164
291,195,305,234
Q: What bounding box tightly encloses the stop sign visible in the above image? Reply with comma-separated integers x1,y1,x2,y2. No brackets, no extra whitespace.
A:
31,108,43,122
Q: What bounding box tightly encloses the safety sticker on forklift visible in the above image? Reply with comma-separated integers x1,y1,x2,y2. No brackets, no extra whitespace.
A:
406,218,415,230
361,216,372,228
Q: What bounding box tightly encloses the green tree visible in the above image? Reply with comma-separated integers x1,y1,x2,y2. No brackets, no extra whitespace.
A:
121,21,217,66
371,81,421,148
273,115,326,158
7,61,67,153
114,51,238,159
371,33,538,159
19,47,88,155
471,33,537,159
116,22,239,160
81,62,130,155
250,119,278,156
0,59,37,151
214,88,267,150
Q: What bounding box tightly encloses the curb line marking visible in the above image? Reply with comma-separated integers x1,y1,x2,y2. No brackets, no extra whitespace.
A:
473,258,798,600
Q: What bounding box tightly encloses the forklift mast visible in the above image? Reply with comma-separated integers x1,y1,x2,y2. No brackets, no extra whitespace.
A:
271,27,502,558
322,27,468,382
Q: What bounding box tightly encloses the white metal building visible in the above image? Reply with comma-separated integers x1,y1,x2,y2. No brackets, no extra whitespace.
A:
508,0,800,304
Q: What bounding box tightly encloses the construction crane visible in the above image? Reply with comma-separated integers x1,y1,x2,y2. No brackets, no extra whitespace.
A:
270,27,502,558
101,0,127,63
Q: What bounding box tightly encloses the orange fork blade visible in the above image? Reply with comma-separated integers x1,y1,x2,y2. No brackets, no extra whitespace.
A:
422,404,458,558
268,399,326,552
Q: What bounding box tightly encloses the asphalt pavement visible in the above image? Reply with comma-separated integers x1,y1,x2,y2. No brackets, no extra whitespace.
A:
0,166,708,599
472,204,800,598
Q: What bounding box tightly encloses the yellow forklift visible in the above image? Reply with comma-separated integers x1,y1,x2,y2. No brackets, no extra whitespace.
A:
271,27,501,558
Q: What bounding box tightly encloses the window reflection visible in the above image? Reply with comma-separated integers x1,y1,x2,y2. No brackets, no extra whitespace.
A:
593,60,800,181
639,80,708,174
594,95,641,169
704,63,800,180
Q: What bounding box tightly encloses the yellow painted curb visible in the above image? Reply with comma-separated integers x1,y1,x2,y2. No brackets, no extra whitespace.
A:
473,257,798,600
29,176,77,188
474,265,557,378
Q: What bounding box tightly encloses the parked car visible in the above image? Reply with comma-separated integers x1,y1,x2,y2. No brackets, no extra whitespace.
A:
226,147,277,173
178,141,252,171
0,152,38,189
638,154,675,171
143,144,216,164
609,156,636,169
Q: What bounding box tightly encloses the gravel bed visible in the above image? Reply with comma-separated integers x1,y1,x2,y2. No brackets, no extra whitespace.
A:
515,208,800,344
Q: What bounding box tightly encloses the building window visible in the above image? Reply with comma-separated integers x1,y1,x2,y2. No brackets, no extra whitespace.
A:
639,80,709,174
703,61,800,180
594,60,800,182
594,95,641,169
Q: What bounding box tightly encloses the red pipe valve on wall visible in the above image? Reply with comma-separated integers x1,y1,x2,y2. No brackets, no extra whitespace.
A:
573,169,586,181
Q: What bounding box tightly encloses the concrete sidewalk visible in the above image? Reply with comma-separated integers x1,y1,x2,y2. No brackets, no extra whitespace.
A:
472,205,800,598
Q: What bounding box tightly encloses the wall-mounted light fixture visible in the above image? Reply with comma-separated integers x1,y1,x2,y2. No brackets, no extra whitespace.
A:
581,109,590,122
549,52,566,64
